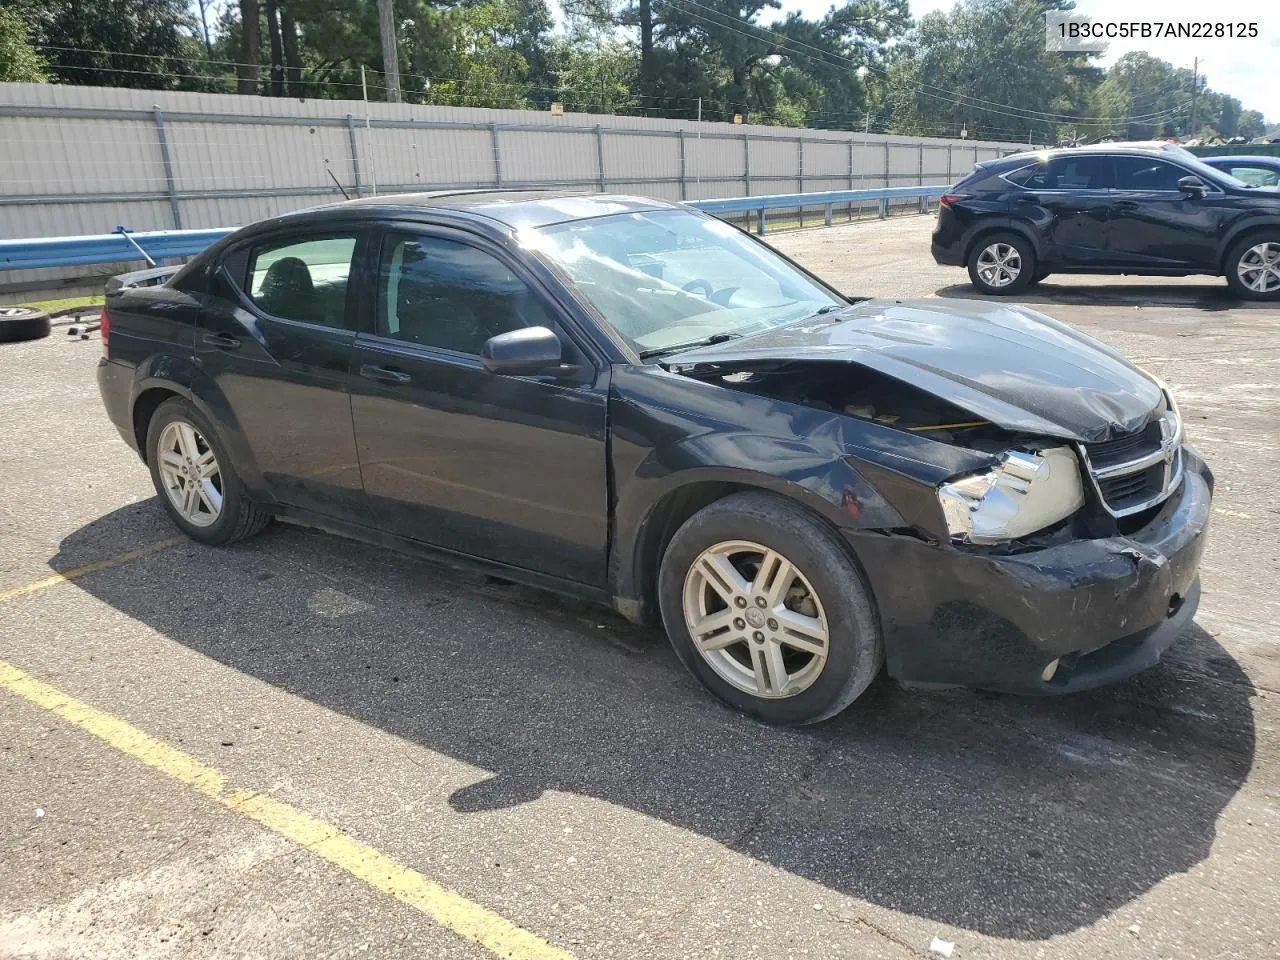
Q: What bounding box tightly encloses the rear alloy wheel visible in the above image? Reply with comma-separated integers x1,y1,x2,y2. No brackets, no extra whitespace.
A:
146,397,271,545
967,233,1035,296
0,306,51,343
659,491,882,725
1226,237,1280,301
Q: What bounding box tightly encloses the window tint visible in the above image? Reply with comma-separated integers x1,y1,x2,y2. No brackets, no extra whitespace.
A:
1113,157,1191,191
1226,164,1280,187
246,236,357,328
377,234,554,356
1006,156,1111,190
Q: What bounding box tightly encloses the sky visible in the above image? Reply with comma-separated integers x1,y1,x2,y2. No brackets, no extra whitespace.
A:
778,0,1277,120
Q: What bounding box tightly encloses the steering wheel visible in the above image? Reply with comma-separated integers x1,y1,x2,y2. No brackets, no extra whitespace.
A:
681,279,715,298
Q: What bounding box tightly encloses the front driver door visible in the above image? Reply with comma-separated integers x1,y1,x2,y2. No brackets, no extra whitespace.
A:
348,226,609,587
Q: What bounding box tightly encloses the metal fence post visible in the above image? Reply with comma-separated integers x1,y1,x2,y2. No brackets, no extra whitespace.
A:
152,107,182,229
918,143,927,213
596,124,606,192
797,137,805,228
490,122,503,187
346,115,363,197
758,206,766,236
678,129,687,200
743,132,751,196
883,141,890,188
824,203,833,227
848,137,855,222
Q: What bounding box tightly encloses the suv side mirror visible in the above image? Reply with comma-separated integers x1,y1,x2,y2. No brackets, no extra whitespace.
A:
1178,176,1208,197
481,326,562,375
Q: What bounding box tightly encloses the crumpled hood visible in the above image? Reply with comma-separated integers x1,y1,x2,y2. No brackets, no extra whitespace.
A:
665,298,1164,443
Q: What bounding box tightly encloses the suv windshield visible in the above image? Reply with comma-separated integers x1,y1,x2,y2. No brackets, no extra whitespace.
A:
528,209,845,356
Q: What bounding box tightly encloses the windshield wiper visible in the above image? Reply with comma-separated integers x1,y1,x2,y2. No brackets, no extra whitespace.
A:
639,331,743,360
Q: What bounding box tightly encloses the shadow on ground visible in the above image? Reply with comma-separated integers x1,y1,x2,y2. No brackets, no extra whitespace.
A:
57,503,1256,941
934,281,1265,311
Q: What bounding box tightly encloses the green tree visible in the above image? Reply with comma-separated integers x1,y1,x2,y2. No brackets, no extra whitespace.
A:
0,6,46,82
18,0,207,90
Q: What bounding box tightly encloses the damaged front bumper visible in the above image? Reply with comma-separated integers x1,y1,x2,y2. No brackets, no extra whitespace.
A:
849,447,1213,695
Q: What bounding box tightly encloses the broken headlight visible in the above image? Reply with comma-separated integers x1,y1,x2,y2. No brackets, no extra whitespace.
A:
938,447,1085,544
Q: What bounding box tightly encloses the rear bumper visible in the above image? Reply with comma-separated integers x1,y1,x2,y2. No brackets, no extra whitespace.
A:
931,234,965,266
850,448,1213,695
97,357,138,452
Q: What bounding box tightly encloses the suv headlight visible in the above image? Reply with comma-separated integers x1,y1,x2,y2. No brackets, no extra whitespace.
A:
938,447,1085,544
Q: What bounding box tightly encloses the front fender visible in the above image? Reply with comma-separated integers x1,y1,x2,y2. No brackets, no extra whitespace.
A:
1219,216,1280,270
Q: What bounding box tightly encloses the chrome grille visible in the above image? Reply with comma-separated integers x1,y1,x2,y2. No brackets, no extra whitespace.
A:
1079,404,1183,518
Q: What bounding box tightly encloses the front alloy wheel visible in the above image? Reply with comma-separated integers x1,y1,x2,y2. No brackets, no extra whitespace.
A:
156,420,223,527
1237,241,1280,296
683,540,829,698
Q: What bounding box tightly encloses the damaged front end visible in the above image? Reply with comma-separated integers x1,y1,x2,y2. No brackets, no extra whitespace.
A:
662,355,1212,694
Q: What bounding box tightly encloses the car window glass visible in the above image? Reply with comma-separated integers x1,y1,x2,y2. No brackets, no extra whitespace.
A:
1227,165,1280,187
378,234,555,356
246,236,357,328
1113,157,1190,191
1006,156,1110,190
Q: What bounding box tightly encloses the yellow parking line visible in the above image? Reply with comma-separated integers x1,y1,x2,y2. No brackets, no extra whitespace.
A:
0,538,181,604
0,660,575,960
1213,507,1253,520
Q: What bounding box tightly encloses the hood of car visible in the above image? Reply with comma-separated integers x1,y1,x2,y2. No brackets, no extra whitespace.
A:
664,298,1165,443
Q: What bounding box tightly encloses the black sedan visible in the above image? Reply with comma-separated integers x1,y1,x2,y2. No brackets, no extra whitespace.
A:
97,191,1212,724
932,145,1280,300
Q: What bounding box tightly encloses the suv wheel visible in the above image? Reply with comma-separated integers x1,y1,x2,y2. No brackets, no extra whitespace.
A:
658,491,882,725
1225,236,1280,301
146,398,271,545
967,233,1036,296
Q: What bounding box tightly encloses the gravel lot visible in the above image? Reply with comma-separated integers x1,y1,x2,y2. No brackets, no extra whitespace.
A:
2,214,1278,960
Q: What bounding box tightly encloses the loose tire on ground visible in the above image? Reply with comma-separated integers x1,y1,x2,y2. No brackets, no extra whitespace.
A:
145,397,271,546
967,232,1037,296
657,491,883,725
1224,234,1280,301
0,307,52,343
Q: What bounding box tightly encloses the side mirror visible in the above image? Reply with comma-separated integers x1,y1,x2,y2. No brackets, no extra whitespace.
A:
1178,176,1208,197
481,326,562,375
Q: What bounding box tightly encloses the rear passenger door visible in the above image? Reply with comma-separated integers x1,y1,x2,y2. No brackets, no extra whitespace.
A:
348,225,610,587
1007,155,1113,264
197,232,367,517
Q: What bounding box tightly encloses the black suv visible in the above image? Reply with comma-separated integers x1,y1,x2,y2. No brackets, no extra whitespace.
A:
932,145,1280,300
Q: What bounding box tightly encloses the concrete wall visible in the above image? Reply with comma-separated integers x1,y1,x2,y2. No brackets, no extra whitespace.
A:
0,83,1031,297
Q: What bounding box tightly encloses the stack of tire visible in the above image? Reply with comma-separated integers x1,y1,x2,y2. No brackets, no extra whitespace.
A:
0,306,51,343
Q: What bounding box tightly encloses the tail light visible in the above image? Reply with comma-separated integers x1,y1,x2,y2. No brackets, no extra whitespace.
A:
99,307,110,358
939,194,967,208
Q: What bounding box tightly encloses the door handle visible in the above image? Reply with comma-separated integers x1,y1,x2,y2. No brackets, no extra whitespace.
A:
202,333,241,348
1112,200,1139,210
359,364,411,384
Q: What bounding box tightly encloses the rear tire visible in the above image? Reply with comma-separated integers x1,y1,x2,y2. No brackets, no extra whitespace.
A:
967,233,1036,296
1224,235,1280,301
0,307,51,343
658,491,883,725
145,397,271,546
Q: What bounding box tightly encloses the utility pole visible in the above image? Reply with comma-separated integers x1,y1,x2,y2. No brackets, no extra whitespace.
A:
1189,57,1200,137
377,0,401,103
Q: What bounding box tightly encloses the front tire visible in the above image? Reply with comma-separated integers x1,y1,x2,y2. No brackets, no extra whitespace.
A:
967,233,1036,296
1225,235,1280,301
658,492,883,725
145,398,271,545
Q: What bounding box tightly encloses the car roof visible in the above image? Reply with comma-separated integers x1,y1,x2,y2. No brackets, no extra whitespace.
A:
1201,155,1280,166
995,144,1195,166
290,189,681,229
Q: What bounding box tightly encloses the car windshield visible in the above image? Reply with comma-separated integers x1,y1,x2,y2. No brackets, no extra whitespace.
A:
527,209,845,356
1183,156,1251,189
